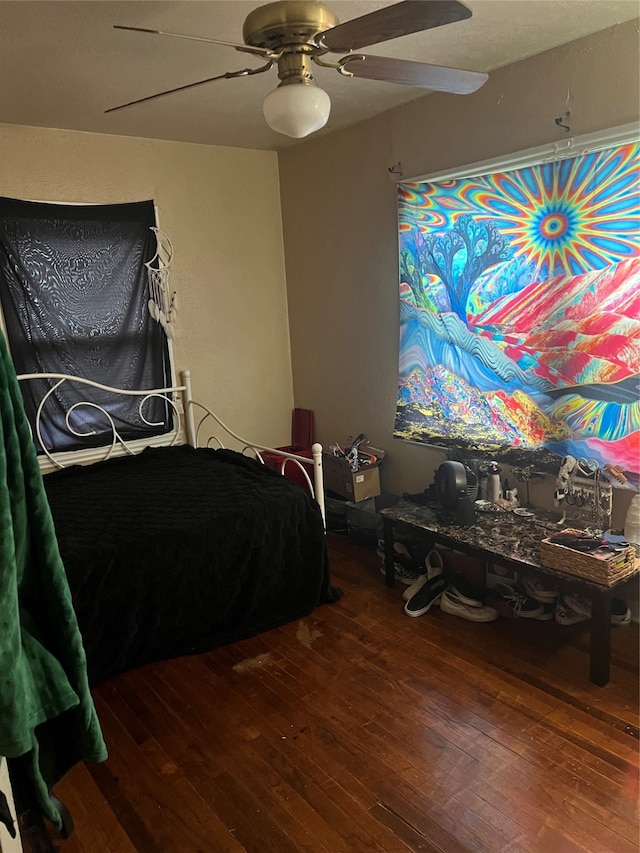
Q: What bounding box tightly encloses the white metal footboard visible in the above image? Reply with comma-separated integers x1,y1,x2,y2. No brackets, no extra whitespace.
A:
181,370,325,522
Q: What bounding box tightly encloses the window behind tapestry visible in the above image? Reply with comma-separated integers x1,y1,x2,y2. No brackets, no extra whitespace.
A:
0,197,172,453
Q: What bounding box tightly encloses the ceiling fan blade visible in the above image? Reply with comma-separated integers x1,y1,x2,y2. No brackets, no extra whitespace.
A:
319,0,472,53
113,25,278,59
340,54,488,94
105,62,273,113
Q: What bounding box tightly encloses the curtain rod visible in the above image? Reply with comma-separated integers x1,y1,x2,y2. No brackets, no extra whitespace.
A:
401,122,639,185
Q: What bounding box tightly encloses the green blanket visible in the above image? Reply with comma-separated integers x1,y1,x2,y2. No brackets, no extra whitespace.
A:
0,331,106,827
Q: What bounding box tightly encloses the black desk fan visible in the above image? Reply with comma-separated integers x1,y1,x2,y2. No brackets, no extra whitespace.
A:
435,461,478,526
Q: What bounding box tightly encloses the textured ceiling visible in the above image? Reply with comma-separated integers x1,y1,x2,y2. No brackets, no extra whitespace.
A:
0,1,638,151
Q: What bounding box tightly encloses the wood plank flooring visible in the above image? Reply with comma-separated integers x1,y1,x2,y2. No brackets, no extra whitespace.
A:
49,534,639,853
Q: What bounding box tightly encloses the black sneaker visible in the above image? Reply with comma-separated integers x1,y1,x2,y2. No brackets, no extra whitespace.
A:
379,561,419,585
404,575,449,618
494,582,544,619
564,593,632,627
534,602,556,621
376,539,420,573
611,598,631,626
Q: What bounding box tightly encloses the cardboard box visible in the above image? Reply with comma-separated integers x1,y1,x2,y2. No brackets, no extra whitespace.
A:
323,449,383,502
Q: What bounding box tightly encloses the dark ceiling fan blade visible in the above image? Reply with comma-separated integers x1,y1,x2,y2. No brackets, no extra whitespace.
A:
319,0,472,53
105,62,273,113
113,25,279,59
339,54,488,94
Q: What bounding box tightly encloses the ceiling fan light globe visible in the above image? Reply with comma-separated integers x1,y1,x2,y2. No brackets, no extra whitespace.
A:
263,82,331,138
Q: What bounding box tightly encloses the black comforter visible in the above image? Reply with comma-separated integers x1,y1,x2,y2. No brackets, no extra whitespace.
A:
44,445,339,685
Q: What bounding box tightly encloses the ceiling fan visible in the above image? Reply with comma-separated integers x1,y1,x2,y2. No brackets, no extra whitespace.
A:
107,0,488,139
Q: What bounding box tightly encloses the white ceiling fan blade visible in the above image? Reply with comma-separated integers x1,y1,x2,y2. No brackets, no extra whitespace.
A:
113,25,279,59
340,54,488,94
320,1,472,53
105,62,273,113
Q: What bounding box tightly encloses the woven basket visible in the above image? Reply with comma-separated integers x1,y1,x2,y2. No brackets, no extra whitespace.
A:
540,529,637,587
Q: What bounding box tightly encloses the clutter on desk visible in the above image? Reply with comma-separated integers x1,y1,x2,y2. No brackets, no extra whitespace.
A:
510,464,547,507
540,527,636,586
553,454,612,532
548,530,635,552
405,457,524,519
513,507,533,518
397,450,630,544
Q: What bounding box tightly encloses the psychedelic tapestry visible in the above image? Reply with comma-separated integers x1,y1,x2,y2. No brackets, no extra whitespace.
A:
395,141,640,479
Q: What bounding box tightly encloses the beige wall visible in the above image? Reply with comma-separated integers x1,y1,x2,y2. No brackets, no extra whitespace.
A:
0,124,293,449
279,20,640,528
0,759,21,852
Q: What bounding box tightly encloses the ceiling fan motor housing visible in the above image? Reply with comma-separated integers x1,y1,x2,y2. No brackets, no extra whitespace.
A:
242,1,339,51
243,1,339,87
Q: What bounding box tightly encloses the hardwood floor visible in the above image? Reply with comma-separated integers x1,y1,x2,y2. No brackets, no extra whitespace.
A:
49,534,639,853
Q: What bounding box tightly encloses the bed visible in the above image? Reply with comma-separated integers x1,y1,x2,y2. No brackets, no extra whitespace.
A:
16,368,340,686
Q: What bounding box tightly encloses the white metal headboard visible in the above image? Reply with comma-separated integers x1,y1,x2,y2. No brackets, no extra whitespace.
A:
15,371,189,472
15,368,326,521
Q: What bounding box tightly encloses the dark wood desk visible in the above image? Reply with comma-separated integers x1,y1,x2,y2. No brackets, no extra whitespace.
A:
381,501,639,687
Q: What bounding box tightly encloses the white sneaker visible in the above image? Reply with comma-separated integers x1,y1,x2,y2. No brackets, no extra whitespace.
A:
376,538,414,563
521,576,559,603
554,603,590,626
562,594,592,619
402,574,428,602
449,573,484,607
440,590,499,622
377,540,418,568
424,549,444,580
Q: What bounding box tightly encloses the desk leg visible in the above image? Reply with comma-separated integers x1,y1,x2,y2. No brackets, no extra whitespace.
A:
589,589,612,687
382,517,395,588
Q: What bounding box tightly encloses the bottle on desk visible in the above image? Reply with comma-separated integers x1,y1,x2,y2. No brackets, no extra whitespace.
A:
487,461,502,504
478,476,488,500
623,493,640,547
